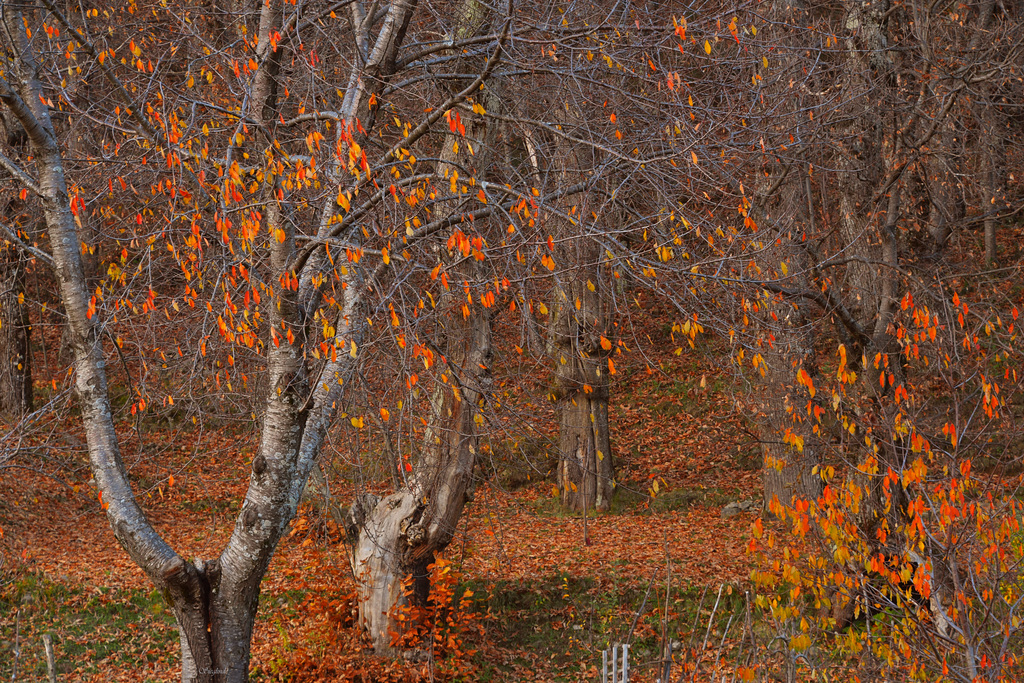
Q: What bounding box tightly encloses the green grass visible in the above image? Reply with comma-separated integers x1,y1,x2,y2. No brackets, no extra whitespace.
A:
0,571,178,680
526,481,731,518
464,572,748,682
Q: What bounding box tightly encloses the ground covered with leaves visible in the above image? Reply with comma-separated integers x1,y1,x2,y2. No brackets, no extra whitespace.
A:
0,332,768,682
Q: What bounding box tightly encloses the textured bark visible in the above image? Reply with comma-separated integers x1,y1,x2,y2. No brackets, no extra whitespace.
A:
0,243,31,415
549,235,614,512
982,101,1005,267
835,0,893,342
762,441,822,514
926,125,964,256
0,110,34,417
347,292,491,652
556,390,613,512
346,0,496,651
545,116,614,512
0,1,395,678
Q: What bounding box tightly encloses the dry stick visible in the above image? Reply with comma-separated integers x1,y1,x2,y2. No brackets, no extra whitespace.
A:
711,614,736,680
739,590,755,676
583,496,588,547
661,534,672,683
42,634,56,683
10,609,20,682
689,584,725,683
682,585,709,679
625,573,656,645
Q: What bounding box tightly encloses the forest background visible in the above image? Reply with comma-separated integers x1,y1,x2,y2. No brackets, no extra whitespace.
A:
0,0,1022,681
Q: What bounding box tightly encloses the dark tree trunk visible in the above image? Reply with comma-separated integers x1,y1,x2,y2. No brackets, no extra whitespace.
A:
165,558,260,683
982,103,1004,267
926,125,964,256
762,441,822,514
547,144,614,513
556,389,613,512
549,241,614,512
0,241,31,415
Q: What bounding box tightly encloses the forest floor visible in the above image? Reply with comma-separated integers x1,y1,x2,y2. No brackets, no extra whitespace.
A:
0,305,769,682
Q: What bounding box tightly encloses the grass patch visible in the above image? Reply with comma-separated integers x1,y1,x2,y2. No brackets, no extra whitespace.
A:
464,572,748,681
0,571,177,680
480,436,557,491
527,483,731,518
649,487,731,513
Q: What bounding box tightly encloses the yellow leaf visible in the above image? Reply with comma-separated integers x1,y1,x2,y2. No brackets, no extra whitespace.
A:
350,340,358,358
704,40,711,54
691,151,699,165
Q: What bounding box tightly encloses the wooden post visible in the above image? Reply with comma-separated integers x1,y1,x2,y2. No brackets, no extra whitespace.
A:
42,633,56,683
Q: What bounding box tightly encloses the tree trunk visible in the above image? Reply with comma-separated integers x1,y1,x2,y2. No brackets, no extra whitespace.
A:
163,558,261,683
549,251,614,513
557,389,613,512
346,0,498,649
549,252,614,512
926,124,964,256
0,242,31,415
763,442,822,514
345,491,429,651
548,148,614,513
346,292,491,652
982,102,1004,268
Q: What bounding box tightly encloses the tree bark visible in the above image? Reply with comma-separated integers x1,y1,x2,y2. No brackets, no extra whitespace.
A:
982,98,1004,268
0,242,31,415
549,234,614,512
345,0,498,651
926,124,964,257
347,284,492,652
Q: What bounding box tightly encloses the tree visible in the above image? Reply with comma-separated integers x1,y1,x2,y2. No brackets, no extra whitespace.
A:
2,0,1019,678
0,0,509,675
0,113,34,417
343,0,504,651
